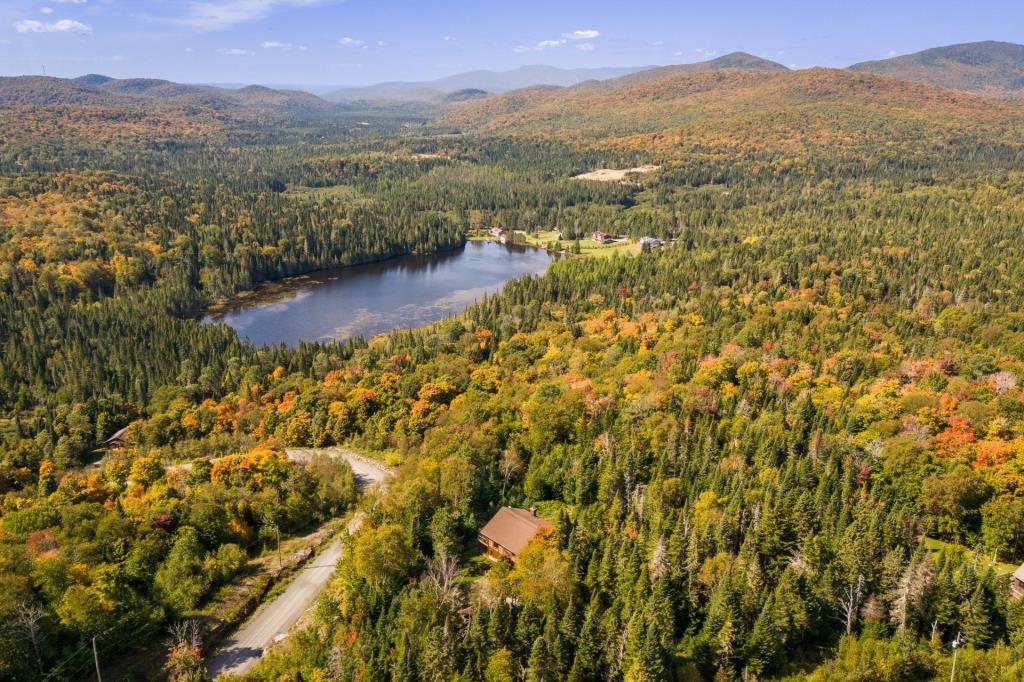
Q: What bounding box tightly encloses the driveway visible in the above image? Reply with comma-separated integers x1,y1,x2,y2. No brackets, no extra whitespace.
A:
206,449,391,679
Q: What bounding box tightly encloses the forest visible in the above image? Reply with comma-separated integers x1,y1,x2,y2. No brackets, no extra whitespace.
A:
3,64,1024,680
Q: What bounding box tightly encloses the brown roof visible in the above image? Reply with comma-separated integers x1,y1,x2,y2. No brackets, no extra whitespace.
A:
479,507,552,557
104,424,132,445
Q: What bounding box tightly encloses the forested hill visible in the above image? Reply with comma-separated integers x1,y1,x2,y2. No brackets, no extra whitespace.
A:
439,67,1024,153
0,74,339,113
572,51,788,91
440,66,1024,168
850,41,1024,96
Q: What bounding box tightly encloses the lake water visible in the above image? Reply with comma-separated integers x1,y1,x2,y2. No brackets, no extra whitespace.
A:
207,241,555,346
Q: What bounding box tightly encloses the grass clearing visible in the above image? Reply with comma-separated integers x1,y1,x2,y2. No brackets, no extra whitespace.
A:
922,537,1019,575
512,229,643,258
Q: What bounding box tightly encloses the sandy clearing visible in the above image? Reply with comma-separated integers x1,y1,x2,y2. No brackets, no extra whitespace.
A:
572,165,660,182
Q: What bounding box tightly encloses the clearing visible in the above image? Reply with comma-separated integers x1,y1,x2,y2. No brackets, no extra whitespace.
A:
572,165,660,182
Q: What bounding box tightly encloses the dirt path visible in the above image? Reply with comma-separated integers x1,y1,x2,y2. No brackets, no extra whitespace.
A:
206,449,391,679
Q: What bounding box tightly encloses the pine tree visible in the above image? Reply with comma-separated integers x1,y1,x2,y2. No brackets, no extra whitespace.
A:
961,583,995,648
526,636,557,682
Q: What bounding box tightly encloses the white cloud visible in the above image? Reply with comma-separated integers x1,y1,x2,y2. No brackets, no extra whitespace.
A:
338,36,366,47
262,40,306,51
514,39,567,53
40,7,55,14
55,0,88,3
14,19,92,33
517,28,602,53
217,47,254,55
442,35,453,41
376,40,384,47
563,29,599,40
157,0,329,32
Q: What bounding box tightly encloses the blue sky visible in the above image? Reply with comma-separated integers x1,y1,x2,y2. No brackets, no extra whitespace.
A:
0,0,1021,86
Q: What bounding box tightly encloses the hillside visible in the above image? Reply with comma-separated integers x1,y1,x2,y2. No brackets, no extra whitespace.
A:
440,67,1024,157
0,74,338,113
849,40,1024,96
575,51,788,91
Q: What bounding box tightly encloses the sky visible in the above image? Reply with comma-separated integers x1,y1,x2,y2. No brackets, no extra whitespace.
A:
0,0,1022,87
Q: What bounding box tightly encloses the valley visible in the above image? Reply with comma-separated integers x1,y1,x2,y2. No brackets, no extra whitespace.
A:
3,34,1024,682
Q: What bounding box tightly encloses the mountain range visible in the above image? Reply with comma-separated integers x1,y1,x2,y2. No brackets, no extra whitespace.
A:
0,74,337,113
3,40,1024,115
323,42,1024,102
321,64,655,103
438,61,1022,158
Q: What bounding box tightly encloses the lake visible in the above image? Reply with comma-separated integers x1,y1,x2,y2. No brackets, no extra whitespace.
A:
206,240,556,346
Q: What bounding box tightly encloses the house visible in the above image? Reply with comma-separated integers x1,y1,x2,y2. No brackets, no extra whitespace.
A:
591,231,613,244
639,236,662,247
488,227,506,238
478,506,552,563
1012,563,1024,598
104,424,133,448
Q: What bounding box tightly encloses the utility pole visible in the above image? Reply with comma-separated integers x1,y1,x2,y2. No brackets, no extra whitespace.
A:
92,636,103,682
276,525,282,570
949,631,963,682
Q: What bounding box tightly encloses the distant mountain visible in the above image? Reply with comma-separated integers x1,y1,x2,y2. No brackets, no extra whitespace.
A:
440,66,1019,155
0,76,119,106
574,52,788,91
1,74,338,113
849,41,1024,95
203,82,341,95
324,65,653,103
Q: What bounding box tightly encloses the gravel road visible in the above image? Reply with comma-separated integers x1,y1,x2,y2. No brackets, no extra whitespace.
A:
206,449,391,679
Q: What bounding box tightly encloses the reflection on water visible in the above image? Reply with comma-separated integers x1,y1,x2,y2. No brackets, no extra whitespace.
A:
206,241,555,346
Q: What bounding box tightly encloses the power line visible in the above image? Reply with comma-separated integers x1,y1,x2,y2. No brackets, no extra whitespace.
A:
41,611,158,681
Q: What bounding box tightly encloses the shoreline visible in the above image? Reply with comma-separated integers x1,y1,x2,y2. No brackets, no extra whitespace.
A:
203,240,471,319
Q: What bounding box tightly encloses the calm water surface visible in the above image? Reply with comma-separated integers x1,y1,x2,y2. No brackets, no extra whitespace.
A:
207,241,555,346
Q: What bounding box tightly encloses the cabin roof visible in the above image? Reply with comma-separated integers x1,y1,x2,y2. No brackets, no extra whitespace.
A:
104,425,131,445
479,506,551,557
1014,562,1024,583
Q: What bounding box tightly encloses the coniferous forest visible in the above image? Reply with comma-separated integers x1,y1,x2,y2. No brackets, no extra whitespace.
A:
4,60,1024,682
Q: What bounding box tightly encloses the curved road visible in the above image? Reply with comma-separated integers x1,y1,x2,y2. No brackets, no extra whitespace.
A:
207,449,392,679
